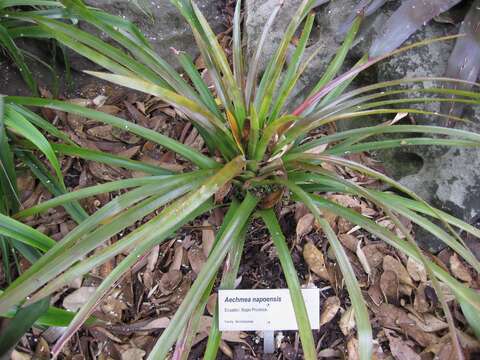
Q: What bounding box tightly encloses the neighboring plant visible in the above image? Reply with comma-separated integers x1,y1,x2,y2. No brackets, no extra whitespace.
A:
0,0,479,359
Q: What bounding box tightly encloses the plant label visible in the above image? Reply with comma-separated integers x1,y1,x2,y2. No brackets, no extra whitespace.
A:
218,288,320,331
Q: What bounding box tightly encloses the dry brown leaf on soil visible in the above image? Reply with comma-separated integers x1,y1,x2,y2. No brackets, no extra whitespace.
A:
383,255,414,288
296,213,315,240
380,270,399,304
346,337,359,360
218,340,234,359
338,233,358,252
320,296,341,326
406,257,427,283
201,220,216,257
339,306,356,336
120,348,146,360
413,283,430,313
140,317,170,330
303,242,330,281
158,269,183,295
11,350,31,360
170,244,183,271
207,293,217,316
375,304,438,347
146,245,159,272
187,246,207,275
62,287,97,312
449,253,472,283
409,313,448,333
384,329,421,360
356,241,371,276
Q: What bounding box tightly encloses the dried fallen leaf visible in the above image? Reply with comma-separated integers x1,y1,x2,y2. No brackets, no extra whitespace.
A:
356,241,371,276
141,317,170,330
347,337,359,360
303,242,329,281
338,233,359,252
159,270,182,295
121,348,146,360
407,257,427,283
188,246,207,275
384,329,421,360
413,283,430,313
383,255,414,288
207,293,217,316
11,350,31,360
449,253,472,283
380,270,399,304
409,313,448,333
339,306,356,336
320,296,341,326
296,213,315,240
202,221,216,258
62,287,97,312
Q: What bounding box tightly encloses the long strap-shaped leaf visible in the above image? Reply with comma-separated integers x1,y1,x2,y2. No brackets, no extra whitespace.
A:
283,181,373,360
292,124,480,154
0,172,209,313
174,200,242,360
15,174,182,219
5,97,218,169
4,106,64,188
0,25,37,95
82,72,239,159
260,209,317,360
147,192,258,360
50,156,247,357
305,193,480,313
0,214,56,252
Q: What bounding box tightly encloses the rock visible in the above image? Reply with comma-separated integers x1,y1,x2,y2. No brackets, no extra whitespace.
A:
83,0,226,69
244,0,351,109
374,10,480,251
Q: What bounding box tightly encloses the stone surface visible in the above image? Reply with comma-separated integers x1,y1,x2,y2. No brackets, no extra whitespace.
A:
84,0,226,69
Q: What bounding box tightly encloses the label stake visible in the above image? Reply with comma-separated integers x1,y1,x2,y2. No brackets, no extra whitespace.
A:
263,330,274,353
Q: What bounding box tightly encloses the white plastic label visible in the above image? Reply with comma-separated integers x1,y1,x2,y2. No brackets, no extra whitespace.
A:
218,288,320,331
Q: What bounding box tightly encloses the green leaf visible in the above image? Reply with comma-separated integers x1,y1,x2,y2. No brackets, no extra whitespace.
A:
147,192,257,360
5,97,219,169
0,213,56,252
0,297,49,356
4,106,64,187
52,143,173,175
49,157,247,357
284,181,373,360
0,25,37,95
260,209,317,360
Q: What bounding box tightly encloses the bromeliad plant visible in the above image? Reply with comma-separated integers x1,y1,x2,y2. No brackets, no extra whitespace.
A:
1,0,480,359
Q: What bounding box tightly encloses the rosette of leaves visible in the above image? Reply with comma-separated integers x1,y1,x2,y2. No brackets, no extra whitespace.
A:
1,0,480,359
